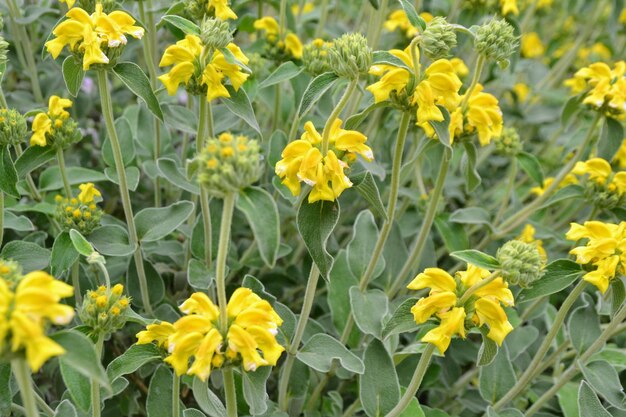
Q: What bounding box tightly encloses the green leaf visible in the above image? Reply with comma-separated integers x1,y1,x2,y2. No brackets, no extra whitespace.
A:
297,334,365,374
328,251,359,336
14,145,56,178
236,187,280,268
516,152,544,186
222,85,261,135
192,377,226,417
349,287,389,339
561,95,582,127
268,130,288,167
3,211,35,231
518,260,583,302
0,146,19,198
351,171,387,220
51,231,79,275
539,184,584,209
347,210,385,279
128,257,165,308
429,107,452,148
297,198,340,280
259,61,303,89
568,293,601,354
598,116,625,161
382,297,420,339
184,410,207,417
39,166,107,191
610,278,625,318
578,381,612,417
345,101,388,130
477,327,499,367
450,250,500,270
298,72,339,117
107,344,162,383
478,344,516,403
135,201,195,242
69,229,95,256
398,0,427,30
60,361,90,411
51,330,110,389
369,0,380,9
219,47,252,73
89,225,136,257
0,363,10,415
112,62,164,121
434,214,469,252
557,382,580,417
461,141,481,192
449,207,491,226
486,407,523,417
242,366,271,415
187,258,213,290
580,360,626,410
160,14,200,35
372,51,412,71
0,241,50,272
157,158,200,194
360,340,401,417
103,117,135,167
104,166,140,191
54,399,77,417
147,365,175,417
62,56,84,97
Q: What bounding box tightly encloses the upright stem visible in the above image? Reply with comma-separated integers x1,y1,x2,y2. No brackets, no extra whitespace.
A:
461,55,485,112
12,358,38,417
91,333,104,417
278,0,288,37
222,367,238,417
96,70,153,315
385,344,436,417
172,373,180,417
315,0,331,38
278,265,321,410
198,99,213,269
321,79,358,155
71,261,82,305
491,280,587,411
458,272,499,304
56,147,72,197
388,147,452,297
0,192,4,248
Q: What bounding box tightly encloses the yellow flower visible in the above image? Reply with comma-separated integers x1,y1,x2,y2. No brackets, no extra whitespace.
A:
450,58,469,78
275,120,371,202
366,47,413,103
577,43,612,64
136,288,283,380
500,0,519,15
30,95,74,147
530,174,578,196
463,84,503,146
513,83,530,102
292,2,314,15
565,61,626,115
517,224,547,262
30,113,52,147
46,5,144,70
566,221,626,293
77,182,101,204
0,270,74,372
208,0,237,20
521,32,545,58
285,33,303,59
473,298,513,345
254,17,302,60
59,0,75,8
613,139,626,169
421,307,466,354
621,8,626,25
254,17,280,39
574,158,626,196
384,10,431,38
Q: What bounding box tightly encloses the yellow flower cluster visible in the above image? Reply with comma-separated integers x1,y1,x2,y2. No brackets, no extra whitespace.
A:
55,182,103,234
136,288,284,381
573,158,626,195
79,284,130,334
159,35,249,102
384,10,433,38
448,84,503,146
275,120,373,203
566,221,626,293
30,95,73,147
46,4,144,70
254,17,303,60
0,270,74,371
565,61,626,117
408,265,514,354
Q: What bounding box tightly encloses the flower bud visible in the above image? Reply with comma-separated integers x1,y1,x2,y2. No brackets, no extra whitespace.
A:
197,133,263,198
421,17,457,60
79,284,130,335
328,33,372,80
302,39,333,76
496,240,544,288
200,18,233,50
0,258,23,289
494,127,522,157
56,195,103,235
474,18,518,69
0,109,27,147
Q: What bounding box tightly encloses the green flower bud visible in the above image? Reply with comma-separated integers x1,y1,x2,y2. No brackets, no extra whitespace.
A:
79,284,130,335
0,26,8,69
474,18,518,69
49,117,82,150
581,179,624,210
421,17,457,60
328,33,372,80
200,18,233,50
55,195,103,235
197,133,263,198
0,109,27,147
496,240,544,288
302,39,333,76
494,127,522,157
0,258,23,290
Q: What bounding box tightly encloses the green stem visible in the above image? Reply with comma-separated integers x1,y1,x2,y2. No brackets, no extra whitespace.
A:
56,147,72,197
458,271,499,304
172,373,180,417
91,333,104,417
321,79,358,155
278,265,321,411
198,99,213,269
71,261,82,305
368,0,389,50
491,280,587,411
278,0,288,37
216,193,236,331
96,70,153,315
0,192,3,248
519,0,538,32
388,147,451,297
11,358,38,417
0,87,8,108
461,55,485,112
272,84,281,132
315,0,331,38
524,302,626,417
33,393,54,417
384,344,436,417
222,367,238,417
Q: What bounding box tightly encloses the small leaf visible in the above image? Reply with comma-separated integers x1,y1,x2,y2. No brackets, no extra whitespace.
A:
578,381,612,417
349,287,389,339
539,185,584,209
160,14,201,35
14,145,56,178
222,85,261,135
236,187,280,268
398,0,427,30
461,141,481,192
298,72,339,117
258,61,303,89
347,210,384,279
157,158,200,194
345,101,388,130
147,365,175,417
517,259,582,302
568,293,601,354
478,344,516,403
135,201,195,242
561,95,582,127
103,117,135,167
242,366,271,415
107,344,162,383
297,334,365,374
351,171,387,220
449,207,491,226
112,62,164,121
382,297,419,339
428,106,452,149
3,211,35,231
450,249,500,270
372,51,412,71
54,400,77,417
69,229,95,256
0,145,19,198
580,360,626,410
516,152,544,186
188,258,213,290
360,340,401,417
1,241,50,272
598,116,625,161
127,258,165,308
296,198,340,279
610,279,625,318
51,330,110,389
60,362,90,411
62,56,84,97
477,327,499,367
89,225,136,257
51,232,79,275
192,377,226,417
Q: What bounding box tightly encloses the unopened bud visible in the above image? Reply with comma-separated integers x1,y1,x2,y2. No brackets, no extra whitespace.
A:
494,127,522,157
328,33,372,80
421,17,457,60
200,18,232,50
0,109,27,146
496,240,544,288
474,18,518,69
